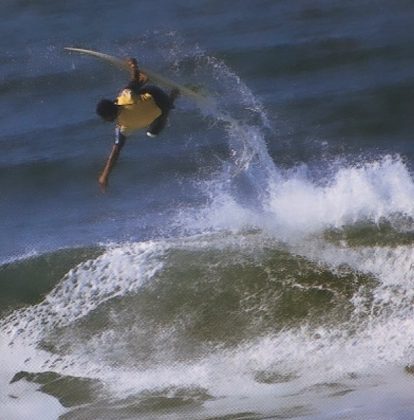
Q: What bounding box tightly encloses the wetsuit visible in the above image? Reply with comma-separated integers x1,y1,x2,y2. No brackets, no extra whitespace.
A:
114,80,174,148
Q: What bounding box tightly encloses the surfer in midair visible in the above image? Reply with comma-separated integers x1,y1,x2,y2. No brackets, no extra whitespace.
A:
96,58,179,191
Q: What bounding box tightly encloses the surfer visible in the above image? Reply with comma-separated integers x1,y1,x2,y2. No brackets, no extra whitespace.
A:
96,58,179,191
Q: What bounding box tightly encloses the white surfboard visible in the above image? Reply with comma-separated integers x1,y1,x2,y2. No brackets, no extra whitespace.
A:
65,47,208,104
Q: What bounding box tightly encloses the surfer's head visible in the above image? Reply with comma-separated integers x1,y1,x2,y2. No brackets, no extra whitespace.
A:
96,99,119,122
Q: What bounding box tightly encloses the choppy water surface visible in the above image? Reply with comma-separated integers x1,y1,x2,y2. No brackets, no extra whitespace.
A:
2,1,414,419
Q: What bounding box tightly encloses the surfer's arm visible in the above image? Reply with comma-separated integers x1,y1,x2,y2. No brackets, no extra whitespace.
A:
98,127,126,192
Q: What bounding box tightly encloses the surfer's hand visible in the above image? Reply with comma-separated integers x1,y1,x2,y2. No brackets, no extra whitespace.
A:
140,92,152,101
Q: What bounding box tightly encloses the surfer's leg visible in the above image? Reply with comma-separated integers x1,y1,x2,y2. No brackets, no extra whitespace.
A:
147,114,168,137
146,88,180,137
126,58,148,86
124,58,148,94
143,87,179,137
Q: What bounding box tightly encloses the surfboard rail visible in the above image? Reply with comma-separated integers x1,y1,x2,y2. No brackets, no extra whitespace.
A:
64,47,208,103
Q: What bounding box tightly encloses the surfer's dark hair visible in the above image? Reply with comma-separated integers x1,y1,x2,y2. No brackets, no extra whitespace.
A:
96,99,119,122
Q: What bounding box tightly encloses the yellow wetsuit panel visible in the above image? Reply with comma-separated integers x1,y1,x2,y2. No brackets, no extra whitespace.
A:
116,89,162,134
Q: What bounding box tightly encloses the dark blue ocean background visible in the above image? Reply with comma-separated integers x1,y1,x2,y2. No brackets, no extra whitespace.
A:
2,1,414,419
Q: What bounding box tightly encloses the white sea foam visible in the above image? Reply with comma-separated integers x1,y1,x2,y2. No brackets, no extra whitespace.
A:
266,155,414,235
0,336,66,420
1,241,167,344
193,153,414,240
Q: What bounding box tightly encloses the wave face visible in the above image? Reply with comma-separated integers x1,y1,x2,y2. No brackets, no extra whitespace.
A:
3,229,414,418
3,3,414,419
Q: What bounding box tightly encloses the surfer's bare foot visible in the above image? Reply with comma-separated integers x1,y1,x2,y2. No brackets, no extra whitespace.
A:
126,57,138,70
126,57,148,84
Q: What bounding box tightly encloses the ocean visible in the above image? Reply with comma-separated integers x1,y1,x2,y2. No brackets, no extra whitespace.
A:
2,0,414,419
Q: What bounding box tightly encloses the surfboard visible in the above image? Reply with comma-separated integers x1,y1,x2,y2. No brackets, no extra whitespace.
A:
65,47,208,104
